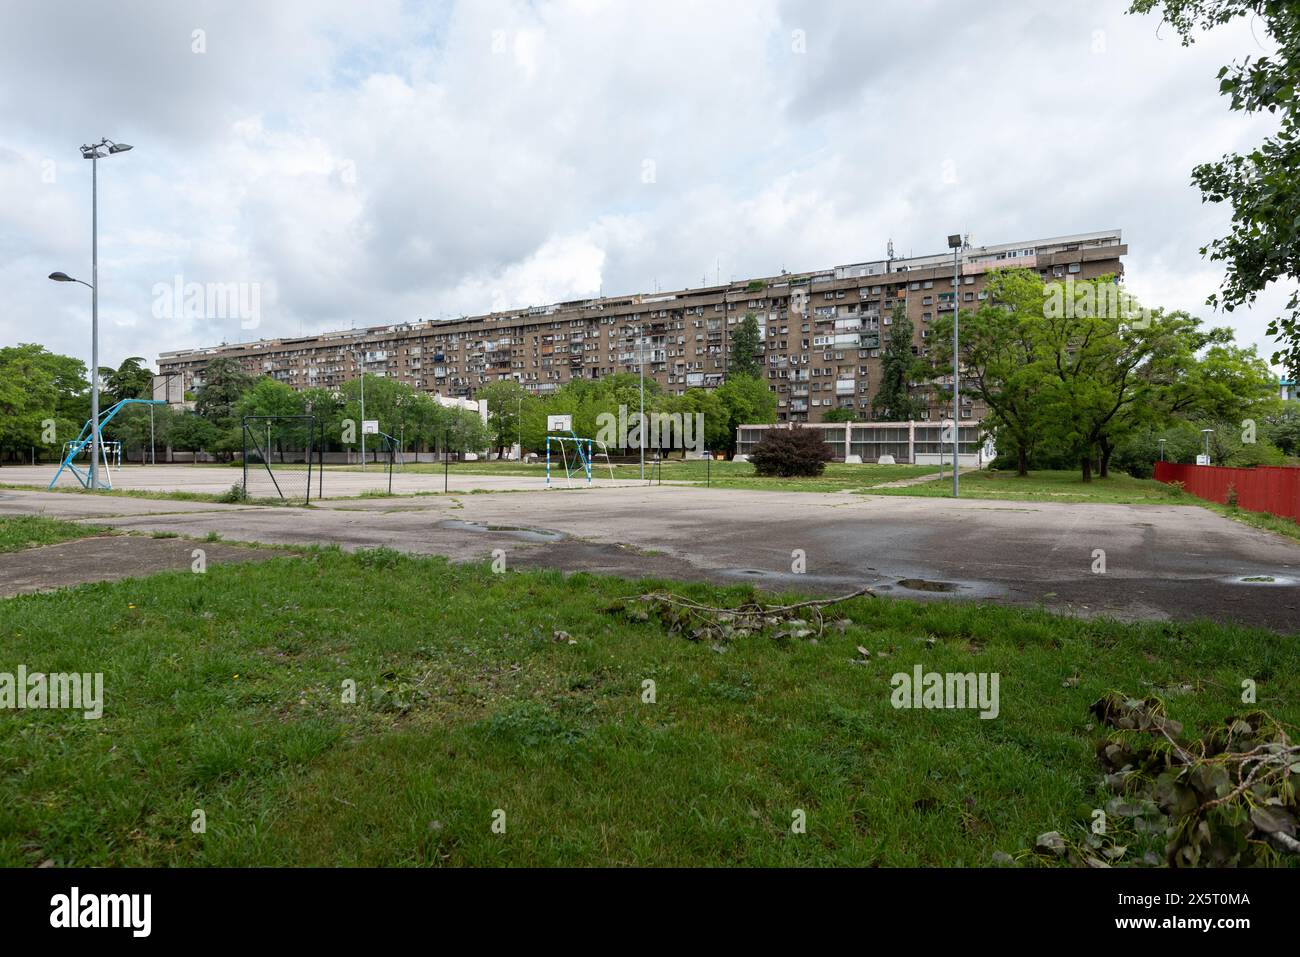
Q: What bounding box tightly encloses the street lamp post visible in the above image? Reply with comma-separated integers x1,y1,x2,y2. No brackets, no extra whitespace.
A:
639,323,645,480
350,348,366,470
947,234,962,497
48,138,132,490
1158,438,1166,462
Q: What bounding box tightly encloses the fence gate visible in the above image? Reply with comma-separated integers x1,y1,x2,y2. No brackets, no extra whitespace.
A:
242,415,316,504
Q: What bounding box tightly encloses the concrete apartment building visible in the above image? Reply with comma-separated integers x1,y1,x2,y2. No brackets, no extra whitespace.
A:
157,230,1126,425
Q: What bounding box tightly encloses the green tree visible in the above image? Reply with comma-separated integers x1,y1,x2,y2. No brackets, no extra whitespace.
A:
1035,288,1248,481
444,407,493,455
669,387,730,453
714,374,777,455
931,271,1053,475
236,379,308,462
729,313,764,378
872,303,927,422
821,407,858,423
100,357,154,405
1130,1,1300,375
194,358,256,459
169,413,219,459
477,379,532,456
0,344,89,463
1267,403,1300,455
520,373,665,453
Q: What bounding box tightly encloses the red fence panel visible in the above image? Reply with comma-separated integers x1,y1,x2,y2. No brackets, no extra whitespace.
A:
1154,461,1300,522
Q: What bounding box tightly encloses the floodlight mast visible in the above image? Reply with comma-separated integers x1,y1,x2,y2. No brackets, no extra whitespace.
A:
947,233,963,497
47,138,134,490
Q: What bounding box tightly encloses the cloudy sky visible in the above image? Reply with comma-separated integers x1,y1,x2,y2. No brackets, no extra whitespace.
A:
0,0,1289,375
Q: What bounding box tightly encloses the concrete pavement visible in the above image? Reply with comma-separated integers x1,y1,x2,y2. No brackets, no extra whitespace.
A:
0,463,643,497
1,484,1297,631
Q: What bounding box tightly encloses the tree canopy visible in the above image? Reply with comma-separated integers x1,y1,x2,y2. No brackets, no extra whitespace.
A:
1130,0,1300,376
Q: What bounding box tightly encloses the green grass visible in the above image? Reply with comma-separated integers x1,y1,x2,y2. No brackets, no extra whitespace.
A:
865,469,1300,543
0,515,108,553
1,547,1295,867
865,469,1190,505
1200,502,1300,544
382,459,937,492
0,482,299,507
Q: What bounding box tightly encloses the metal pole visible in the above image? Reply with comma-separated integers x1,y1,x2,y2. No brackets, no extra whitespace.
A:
639,324,645,480
952,243,960,498
149,403,155,465
90,153,99,490
444,429,449,493
359,364,366,471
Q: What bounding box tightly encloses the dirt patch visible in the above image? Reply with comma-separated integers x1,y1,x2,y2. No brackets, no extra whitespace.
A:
0,535,279,598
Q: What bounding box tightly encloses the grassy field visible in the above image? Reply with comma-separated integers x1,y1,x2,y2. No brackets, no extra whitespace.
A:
866,469,1300,542
866,469,1192,505
0,515,108,553
396,459,937,492
0,481,298,507
1,525,1295,867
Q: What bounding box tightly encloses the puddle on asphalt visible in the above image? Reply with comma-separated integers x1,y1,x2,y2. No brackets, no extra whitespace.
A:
718,568,1000,600
438,520,564,543
896,578,959,593
1218,574,1298,587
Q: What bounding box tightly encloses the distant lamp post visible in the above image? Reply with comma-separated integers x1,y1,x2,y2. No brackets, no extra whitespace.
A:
947,233,963,497
1158,438,1166,462
47,138,134,491
1200,428,1214,465
350,348,366,470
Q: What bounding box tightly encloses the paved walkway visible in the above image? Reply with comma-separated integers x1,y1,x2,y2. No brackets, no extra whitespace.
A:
869,467,979,489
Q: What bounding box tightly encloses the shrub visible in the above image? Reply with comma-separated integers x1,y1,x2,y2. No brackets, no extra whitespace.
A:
219,483,248,504
749,426,834,477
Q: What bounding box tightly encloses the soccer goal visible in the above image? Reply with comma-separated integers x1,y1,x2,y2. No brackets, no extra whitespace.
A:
242,415,316,504
545,434,615,487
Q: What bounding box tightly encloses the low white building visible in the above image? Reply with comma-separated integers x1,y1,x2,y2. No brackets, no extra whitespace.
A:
434,393,488,424
736,420,994,468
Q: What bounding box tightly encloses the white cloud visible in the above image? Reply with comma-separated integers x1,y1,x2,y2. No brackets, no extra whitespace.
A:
0,0,1293,374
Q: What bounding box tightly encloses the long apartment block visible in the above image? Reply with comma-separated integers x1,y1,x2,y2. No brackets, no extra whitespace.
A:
157,230,1126,424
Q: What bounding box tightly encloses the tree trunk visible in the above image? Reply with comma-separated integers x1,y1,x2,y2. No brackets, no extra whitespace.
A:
1099,438,1113,479
1017,445,1029,477
1081,455,1092,483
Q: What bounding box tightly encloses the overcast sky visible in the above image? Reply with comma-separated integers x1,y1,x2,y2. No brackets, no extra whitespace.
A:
0,0,1289,376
